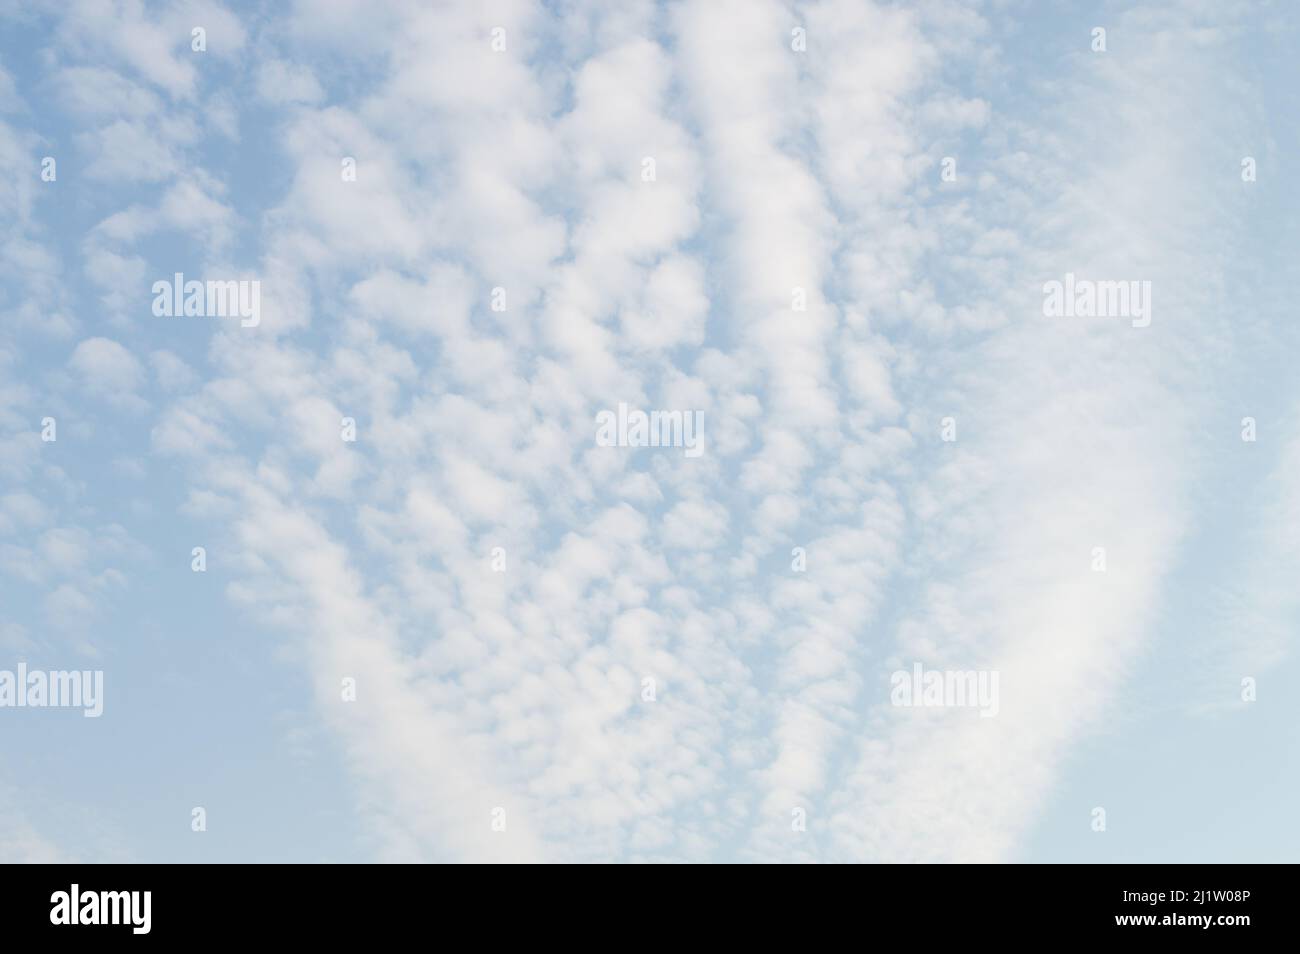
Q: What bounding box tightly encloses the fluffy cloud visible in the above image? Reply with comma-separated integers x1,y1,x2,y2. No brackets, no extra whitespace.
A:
68,336,145,401
1,0,1293,864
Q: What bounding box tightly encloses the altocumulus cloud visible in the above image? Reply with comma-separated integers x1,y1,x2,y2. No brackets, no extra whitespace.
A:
0,0,1297,864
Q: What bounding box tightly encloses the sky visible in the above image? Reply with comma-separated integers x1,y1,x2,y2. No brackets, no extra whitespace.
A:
1,0,1297,863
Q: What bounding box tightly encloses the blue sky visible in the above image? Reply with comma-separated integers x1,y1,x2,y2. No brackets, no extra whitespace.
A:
1,0,1297,863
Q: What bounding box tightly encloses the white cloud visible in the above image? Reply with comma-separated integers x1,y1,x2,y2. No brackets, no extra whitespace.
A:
256,59,325,105
68,336,144,401
3,0,1288,865
150,349,197,391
